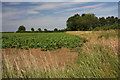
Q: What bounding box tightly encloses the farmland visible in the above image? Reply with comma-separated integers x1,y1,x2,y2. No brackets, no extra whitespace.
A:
2,2,120,79
2,30,120,78
2,33,87,51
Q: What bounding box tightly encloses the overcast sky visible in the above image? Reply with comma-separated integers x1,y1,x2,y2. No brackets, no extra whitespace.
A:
2,2,118,32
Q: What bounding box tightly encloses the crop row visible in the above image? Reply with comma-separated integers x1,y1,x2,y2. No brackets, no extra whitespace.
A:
2,33,88,51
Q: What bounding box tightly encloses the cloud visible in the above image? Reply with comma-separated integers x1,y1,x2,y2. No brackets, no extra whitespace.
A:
8,2,21,5
2,0,66,2
81,3,105,8
2,5,40,20
27,10,39,14
35,3,59,10
34,2,85,10
55,3,106,13
2,2,118,32
75,6,118,17
2,7,25,20
3,2,85,19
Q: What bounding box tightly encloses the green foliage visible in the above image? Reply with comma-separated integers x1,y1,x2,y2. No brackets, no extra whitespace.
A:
44,29,48,32
17,25,26,32
110,23,119,29
38,28,42,32
93,27,101,31
66,13,119,31
31,28,34,31
102,23,119,30
102,25,111,30
99,17,107,26
2,33,87,51
66,13,99,31
54,28,58,32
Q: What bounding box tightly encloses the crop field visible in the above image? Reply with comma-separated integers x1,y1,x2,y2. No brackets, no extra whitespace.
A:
2,33,87,51
2,30,120,78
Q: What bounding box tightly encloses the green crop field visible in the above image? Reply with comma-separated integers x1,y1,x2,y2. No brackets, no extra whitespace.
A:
2,33,88,50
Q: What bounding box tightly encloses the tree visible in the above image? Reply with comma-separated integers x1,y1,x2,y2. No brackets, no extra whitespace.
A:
80,14,99,30
118,19,120,24
18,25,26,32
38,28,42,32
99,17,107,27
81,13,86,17
31,28,34,31
106,16,111,25
106,16,116,25
66,14,81,31
66,13,99,31
54,28,58,32
115,17,118,23
110,16,115,25
44,28,47,32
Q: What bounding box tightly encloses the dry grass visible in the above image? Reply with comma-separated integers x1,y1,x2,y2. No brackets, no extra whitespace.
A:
2,30,119,78
2,47,78,78
66,30,119,78
66,30,118,52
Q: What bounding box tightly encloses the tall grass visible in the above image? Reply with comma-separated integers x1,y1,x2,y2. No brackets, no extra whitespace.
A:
2,30,119,78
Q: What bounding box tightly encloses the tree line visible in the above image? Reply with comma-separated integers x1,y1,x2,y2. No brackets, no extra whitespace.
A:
66,13,120,31
16,13,120,33
16,26,66,33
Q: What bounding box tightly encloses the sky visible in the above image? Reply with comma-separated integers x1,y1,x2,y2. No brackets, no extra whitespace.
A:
1,0,120,2
2,2,119,32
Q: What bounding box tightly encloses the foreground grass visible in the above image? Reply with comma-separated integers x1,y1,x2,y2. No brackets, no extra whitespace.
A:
2,30,120,78
68,30,119,78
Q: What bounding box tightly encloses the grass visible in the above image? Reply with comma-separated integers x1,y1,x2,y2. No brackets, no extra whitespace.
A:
69,30,119,78
2,30,119,78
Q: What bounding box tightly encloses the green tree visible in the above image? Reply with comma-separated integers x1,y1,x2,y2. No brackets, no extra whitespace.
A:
38,28,42,32
31,28,34,31
106,16,111,25
81,13,86,17
17,25,26,32
99,17,107,26
67,14,80,31
110,16,115,25
54,28,58,32
66,13,119,31
106,16,116,25
81,14,99,30
115,17,118,23
66,13,99,31
44,28,47,32
118,19,120,24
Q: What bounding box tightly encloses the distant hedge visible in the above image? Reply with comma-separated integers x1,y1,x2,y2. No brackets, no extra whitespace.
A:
93,23,120,31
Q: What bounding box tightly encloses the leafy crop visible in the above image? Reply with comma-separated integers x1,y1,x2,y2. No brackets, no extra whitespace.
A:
2,33,88,51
